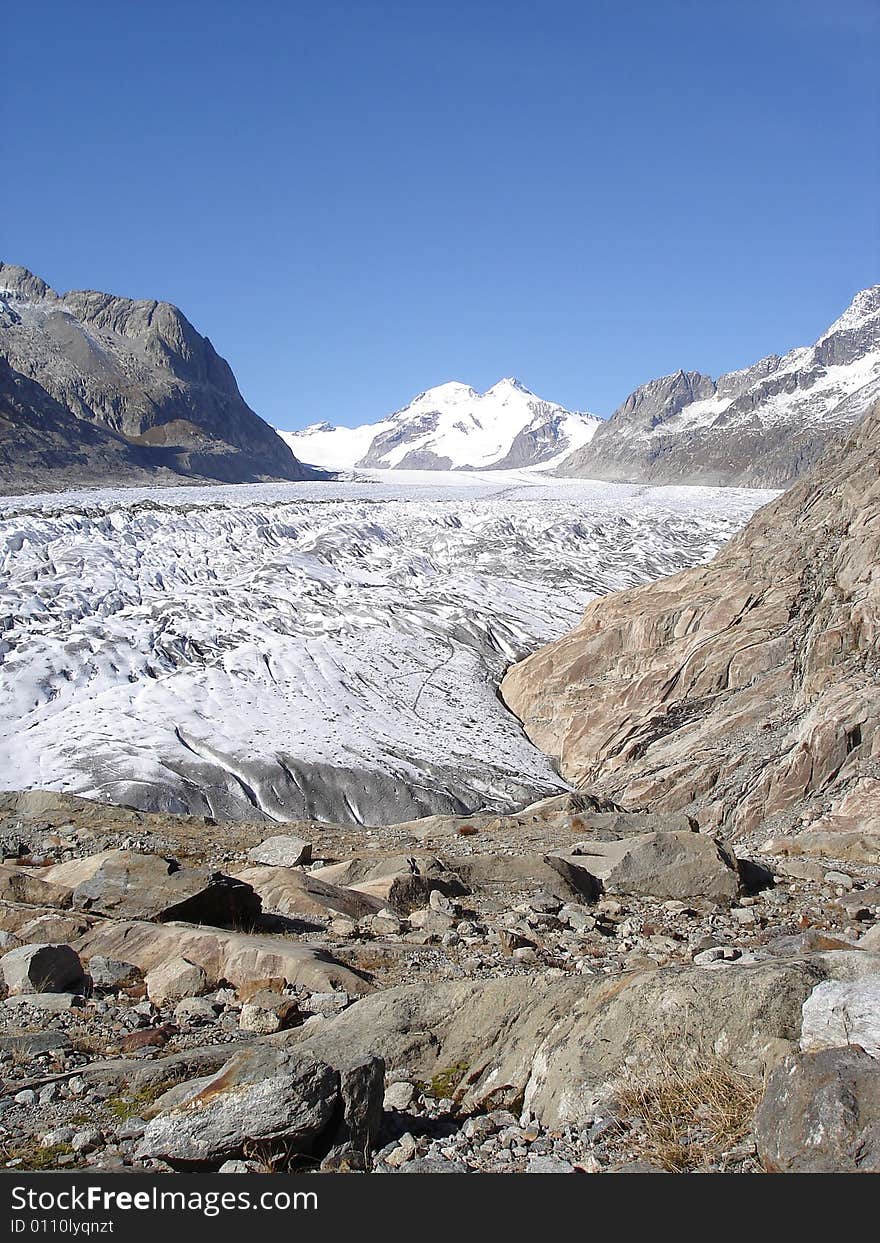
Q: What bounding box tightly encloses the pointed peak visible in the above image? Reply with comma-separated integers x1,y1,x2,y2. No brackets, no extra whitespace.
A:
490,376,531,392
0,262,56,302
821,285,880,339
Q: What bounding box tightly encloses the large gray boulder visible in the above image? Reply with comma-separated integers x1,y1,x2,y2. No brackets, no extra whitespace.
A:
0,943,85,994
754,1047,880,1172
247,836,312,867
546,831,743,902
54,851,261,926
137,1045,384,1170
597,831,742,901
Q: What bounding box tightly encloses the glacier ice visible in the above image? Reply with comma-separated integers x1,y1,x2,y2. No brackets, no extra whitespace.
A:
0,474,776,823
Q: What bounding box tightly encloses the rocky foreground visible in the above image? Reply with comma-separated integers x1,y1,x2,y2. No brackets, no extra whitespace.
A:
0,789,878,1174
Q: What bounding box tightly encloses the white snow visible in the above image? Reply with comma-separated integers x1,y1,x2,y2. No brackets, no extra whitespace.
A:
0,473,774,824
278,378,600,473
280,418,396,471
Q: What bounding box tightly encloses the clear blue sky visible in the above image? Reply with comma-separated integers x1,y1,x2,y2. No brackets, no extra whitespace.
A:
4,0,878,429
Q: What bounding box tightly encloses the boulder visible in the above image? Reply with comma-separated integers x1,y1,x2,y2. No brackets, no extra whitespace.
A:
14,913,93,944
174,996,220,1027
348,872,445,915
0,865,73,909
540,855,601,902
754,1047,880,1172
324,1055,386,1170
312,853,455,888
452,853,598,901
136,1045,383,1170
231,865,384,921
238,990,298,1035
145,957,208,1005
314,854,467,913
800,977,880,1059
247,836,312,867
0,942,85,994
74,918,371,995
54,851,261,926
859,923,880,952
593,832,742,901
87,955,143,990
541,832,743,903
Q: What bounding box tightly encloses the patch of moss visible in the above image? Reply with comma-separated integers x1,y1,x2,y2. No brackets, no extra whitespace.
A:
417,1062,469,1100
2,1141,75,1170
105,1079,177,1121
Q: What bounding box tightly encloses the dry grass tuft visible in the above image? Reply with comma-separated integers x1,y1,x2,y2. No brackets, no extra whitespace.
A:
615,1053,761,1172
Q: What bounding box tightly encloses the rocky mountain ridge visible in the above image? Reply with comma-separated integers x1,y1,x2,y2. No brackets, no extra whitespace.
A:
0,262,314,491
559,285,880,487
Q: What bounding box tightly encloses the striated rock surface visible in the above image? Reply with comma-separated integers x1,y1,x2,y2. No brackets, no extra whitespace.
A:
0,262,315,491
560,286,880,487
502,399,880,843
754,1047,880,1173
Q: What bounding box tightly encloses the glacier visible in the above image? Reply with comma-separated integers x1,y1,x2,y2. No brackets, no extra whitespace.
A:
0,472,776,824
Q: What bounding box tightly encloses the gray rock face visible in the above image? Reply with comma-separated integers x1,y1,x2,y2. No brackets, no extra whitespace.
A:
560,286,880,487
800,977,880,1059
0,942,85,994
137,1045,384,1170
754,1047,880,1172
502,398,880,841
291,959,827,1126
0,262,315,492
67,851,261,926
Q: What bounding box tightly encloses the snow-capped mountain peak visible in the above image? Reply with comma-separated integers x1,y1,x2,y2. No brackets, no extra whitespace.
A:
560,283,880,488
818,284,880,342
280,379,600,473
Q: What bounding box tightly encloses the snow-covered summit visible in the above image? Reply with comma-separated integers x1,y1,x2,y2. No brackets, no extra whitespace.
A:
280,378,600,473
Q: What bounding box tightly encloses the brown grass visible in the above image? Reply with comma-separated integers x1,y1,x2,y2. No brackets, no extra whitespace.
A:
614,1053,761,1172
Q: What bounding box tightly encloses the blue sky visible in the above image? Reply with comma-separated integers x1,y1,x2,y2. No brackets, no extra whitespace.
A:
4,0,878,430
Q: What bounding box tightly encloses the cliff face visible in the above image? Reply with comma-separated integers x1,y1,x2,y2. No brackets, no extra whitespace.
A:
0,262,315,490
501,400,880,841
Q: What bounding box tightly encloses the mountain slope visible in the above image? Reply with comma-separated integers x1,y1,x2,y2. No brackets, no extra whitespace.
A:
559,286,880,487
281,378,599,472
0,262,315,491
502,396,880,843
